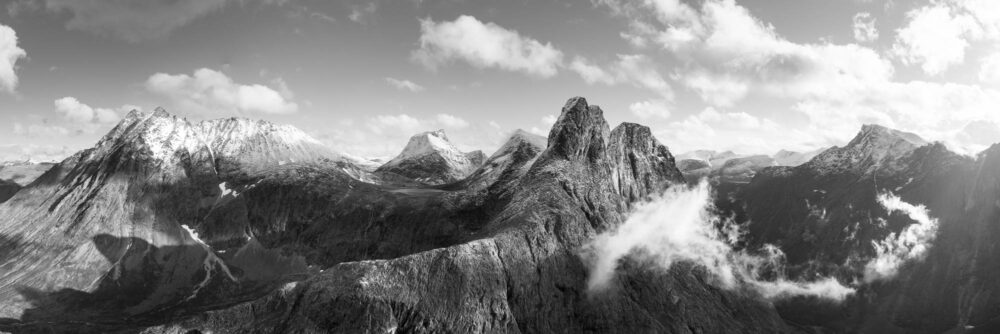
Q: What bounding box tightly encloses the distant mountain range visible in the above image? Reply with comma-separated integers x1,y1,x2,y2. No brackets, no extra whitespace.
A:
0,98,998,333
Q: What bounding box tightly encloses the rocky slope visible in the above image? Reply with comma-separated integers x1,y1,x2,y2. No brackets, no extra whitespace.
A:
135,97,793,333
375,129,485,185
715,124,1000,333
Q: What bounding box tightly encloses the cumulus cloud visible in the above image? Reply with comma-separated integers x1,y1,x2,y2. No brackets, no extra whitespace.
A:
10,0,284,43
54,96,126,124
864,193,940,282
0,23,27,94
584,181,855,301
979,53,1000,84
569,55,673,99
413,15,564,78
892,4,979,75
385,77,425,92
852,12,879,42
146,68,298,115
628,99,671,119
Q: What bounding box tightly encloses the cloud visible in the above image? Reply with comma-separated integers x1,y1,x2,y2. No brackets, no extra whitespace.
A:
0,23,26,94
864,193,940,282
435,113,469,128
892,4,979,75
11,0,284,43
413,15,564,78
852,12,878,42
54,96,125,124
349,2,376,24
628,99,671,119
17,97,142,136
529,114,558,136
979,52,1000,84
598,0,893,106
569,55,673,99
146,68,298,115
385,77,425,92
584,181,855,301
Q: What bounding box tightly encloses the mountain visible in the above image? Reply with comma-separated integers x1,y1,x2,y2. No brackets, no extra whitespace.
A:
714,123,1000,332
375,129,485,185
0,179,17,203
0,109,341,332
773,147,828,167
128,97,789,333
714,154,775,183
0,161,55,186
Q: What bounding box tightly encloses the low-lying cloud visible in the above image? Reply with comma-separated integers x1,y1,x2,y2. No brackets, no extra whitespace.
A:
864,193,940,282
585,182,941,302
584,181,855,301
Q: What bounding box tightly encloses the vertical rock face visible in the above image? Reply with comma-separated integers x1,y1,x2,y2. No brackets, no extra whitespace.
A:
376,129,484,185
608,122,683,203
140,97,792,334
543,97,610,164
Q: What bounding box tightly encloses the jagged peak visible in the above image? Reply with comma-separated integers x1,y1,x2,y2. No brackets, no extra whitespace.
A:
544,96,610,162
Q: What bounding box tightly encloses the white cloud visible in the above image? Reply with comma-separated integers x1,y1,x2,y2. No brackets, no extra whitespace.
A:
385,77,425,92
54,96,125,124
0,23,26,94
892,4,979,75
569,55,673,99
628,99,671,119
864,193,940,282
146,68,298,115
852,12,879,42
413,15,564,78
584,181,855,301
436,113,469,128
979,52,1000,84
529,114,558,136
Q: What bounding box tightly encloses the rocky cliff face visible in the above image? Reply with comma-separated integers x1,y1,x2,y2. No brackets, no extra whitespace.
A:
137,97,792,334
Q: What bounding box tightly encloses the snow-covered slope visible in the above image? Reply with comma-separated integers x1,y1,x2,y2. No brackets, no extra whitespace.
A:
375,129,484,185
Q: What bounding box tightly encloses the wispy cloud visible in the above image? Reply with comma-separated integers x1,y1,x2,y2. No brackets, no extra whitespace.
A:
385,77,425,92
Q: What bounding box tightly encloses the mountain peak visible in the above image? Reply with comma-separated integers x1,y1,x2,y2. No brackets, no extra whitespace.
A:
806,124,930,174
376,129,483,185
544,96,610,162
852,124,927,148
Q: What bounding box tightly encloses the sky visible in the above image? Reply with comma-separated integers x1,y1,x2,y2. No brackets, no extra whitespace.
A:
1,0,999,162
